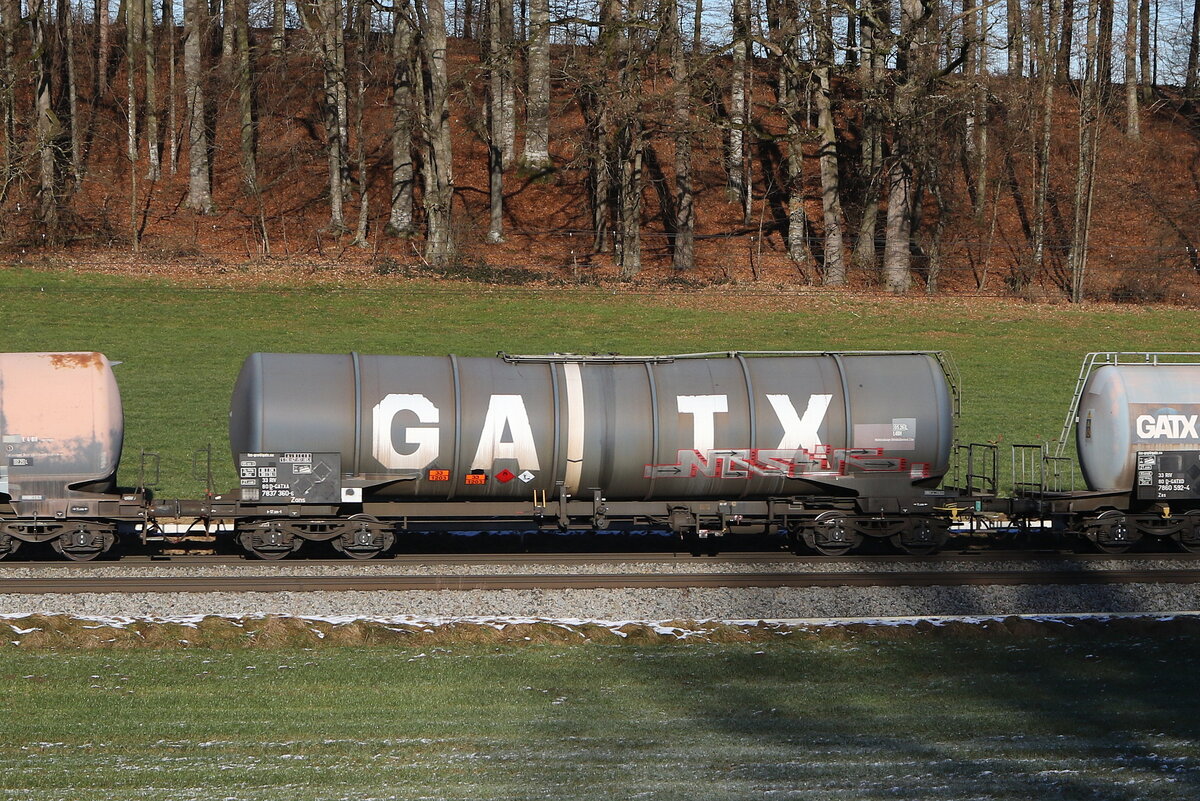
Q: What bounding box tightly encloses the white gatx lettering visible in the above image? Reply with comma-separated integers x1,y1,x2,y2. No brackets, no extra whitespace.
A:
1136,414,1200,439
677,395,728,452
767,393,833,452
372,394,440,469
471,395,541,470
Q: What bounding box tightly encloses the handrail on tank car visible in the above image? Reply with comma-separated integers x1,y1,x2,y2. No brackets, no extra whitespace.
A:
1053,352,1200,460
499,350,953,362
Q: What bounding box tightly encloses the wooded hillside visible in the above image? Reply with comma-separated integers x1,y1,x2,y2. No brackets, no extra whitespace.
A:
2,0,1200,300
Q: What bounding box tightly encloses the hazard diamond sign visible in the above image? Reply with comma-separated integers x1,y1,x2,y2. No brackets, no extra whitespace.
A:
495,469,516,483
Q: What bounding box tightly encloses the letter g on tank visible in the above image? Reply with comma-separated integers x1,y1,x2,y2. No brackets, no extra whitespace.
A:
373,394,440,469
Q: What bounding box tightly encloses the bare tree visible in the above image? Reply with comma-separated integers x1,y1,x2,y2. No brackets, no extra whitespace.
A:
32,0,59,228
1031,0,1061,284
522,0,550,169
417,0,456,266
851,0,886,274
486,0,506,241
1007,0,1024,76
184,0,214,212
813,0,846,285
233,0,256,189
667,0,693,269
882,0,930,293
389,0,417,236
64,0,82,188
729,0,749,219
614,0,646,278
1123,0,1138,138
352,0,369,246
299,0,348,230
272,0,286,54
165,0,178,174
1188,0,1200,99
1068,0,1101,302
144,0,161,180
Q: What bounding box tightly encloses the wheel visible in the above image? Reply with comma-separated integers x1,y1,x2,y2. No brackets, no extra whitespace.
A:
0,533,18,560
1088,510,1137,554
890,518,946,556
804,512,862,557
239,525,300,560
51,525,116,562
333,515,395,560
1176,511,1200,553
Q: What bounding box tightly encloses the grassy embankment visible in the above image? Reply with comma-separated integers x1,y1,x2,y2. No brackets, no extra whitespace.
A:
2,623,1200,800
3,268,1197,496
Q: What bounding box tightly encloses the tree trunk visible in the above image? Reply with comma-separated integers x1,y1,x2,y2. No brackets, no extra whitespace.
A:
1124,0,1139,138
814,0,845,285
352,0,369,246
418,0,456,267
32,0,58,228
486,0,505,242
615,0,644,278
127,0,142,175
234,0,256,190
222,0,234,71
498,0,514,165
729,0,748,211
1187,0,1200,98
166,0,178,174
1007,0,1024,76
1097,0,1113,93
145,0,161,180
815,65,846,286
272,0,286,54
98,0,111,95
1031,0,1060,284
851,0,885,274
1138,0,1151,102
389,0,416,236
882,0,925,294
1068,0,1101,302
1057,0,1074,81
64,0,81,189
668,0,693,270
184,0,214,212
522,0,550,169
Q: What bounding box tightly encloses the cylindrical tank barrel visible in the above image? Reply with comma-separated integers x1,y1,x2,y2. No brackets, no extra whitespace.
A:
1077,363,1200,492
229,352,954,501
0,352,124,499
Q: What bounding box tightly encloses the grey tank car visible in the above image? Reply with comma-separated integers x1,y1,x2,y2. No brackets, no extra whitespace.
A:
229,351,955,503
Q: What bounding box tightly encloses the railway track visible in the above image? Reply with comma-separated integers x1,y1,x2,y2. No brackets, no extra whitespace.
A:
3,551,1200,593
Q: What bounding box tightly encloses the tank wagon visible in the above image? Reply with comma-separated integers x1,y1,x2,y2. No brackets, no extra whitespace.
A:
221,351,960,558
1017,353,1200,552
0,352,146,560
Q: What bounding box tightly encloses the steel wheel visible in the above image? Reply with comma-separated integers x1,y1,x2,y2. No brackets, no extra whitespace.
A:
333,515,394,560
890,518,945,556
239,526,299,560
1177,511,1200,553
804,512,862,557
1089,511,1136,554
51,525,115,562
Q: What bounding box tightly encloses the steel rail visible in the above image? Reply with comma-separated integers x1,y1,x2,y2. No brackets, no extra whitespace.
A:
3,568,1200,594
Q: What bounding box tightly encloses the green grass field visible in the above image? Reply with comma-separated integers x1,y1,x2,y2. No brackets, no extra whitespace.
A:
3,268,1198,496
2,628,1200,800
